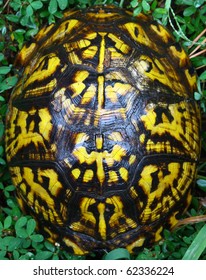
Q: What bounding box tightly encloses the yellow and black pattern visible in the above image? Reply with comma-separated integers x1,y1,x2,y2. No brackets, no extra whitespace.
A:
5,5,200,255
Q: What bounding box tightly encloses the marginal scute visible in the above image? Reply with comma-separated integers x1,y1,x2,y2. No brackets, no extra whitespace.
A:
5,5,200,255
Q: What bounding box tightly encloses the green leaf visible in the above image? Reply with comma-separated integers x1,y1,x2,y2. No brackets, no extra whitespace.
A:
20,15,30,26
142,0,150,12
35,250,53,260
194,0,205,8
182,224,206,260
183,6,197,17
165,0,171,10
0,221,3,231
22,238,31,248
5,185,15,192
0,250,7,259
26,219,36,236
199,70,206,81
8,238,22,251
133,6,142,16
57,0,68,10
31,1,43,10
0,53,4,61
48,0,58,14
0,146,4,155
30,234,44,242
6,198,18,209
26,5,34,16
0,158,6,165
103,248,131,260
15,228,29,238
44,240,56,252
0,122,4,138
3,215,12,229
15,216,28,230
0,66,11,75
153,7,167,15
194,91,202,100
130,0,139,8
197,179,206,191
5,15,19,23
0,76,18,92
13,250,20,260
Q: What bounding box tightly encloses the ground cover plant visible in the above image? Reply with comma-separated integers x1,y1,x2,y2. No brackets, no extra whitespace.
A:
0,0,206,260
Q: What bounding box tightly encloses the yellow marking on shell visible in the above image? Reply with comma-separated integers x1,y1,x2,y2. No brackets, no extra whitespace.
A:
45,19,79,48
69,70,89,98
17,42,37,66
11,166,63,224
169,45,188,67
85,32,98,40
131,54,188,95
74,133,89,145
150,24,171,43
97,203,107,240
6,107,54,161
169,211,179,228
95,134,103,150
185,69,197,89
108,170,119,184
63,98,86,125
108,131,123,142
111,144,127,161
129,186,138,199
141,101,200,158
154,226,163,242
138,162,196,223
72,145,127,185
97,75,105,109
64,39,96,64
106,82,132,103
63,237,88,255
97,32,106,73
139,59,151,72
71,168,81,180
81,84,96,104
139,133,145,144
66,48,82,64
70,197,96,236
75,39,91,50
139,55,171,86
38,169,63,197
80,197,96,224
96,153,105,185
82,45,98,60
123,23,152,49
38,108,53,141
84,114,91,126
25,78,57,98
24,53,60,87
35,24,54,42
139,165,158,195
83,169,94,183
93,107,127,127
108,33,131,54
126,237,145,252
106,196,137,233
119,167,128,181
44,227,60,249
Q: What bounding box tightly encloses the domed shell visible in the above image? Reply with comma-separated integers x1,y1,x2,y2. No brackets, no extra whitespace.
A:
5,5,200,255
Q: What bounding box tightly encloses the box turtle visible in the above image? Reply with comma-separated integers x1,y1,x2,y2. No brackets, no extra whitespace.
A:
5,5,201,255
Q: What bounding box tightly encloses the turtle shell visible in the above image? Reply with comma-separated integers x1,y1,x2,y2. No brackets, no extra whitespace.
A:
5,5,201,255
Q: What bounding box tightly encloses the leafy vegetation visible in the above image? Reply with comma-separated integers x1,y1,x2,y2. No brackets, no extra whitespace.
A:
0,0,205,260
